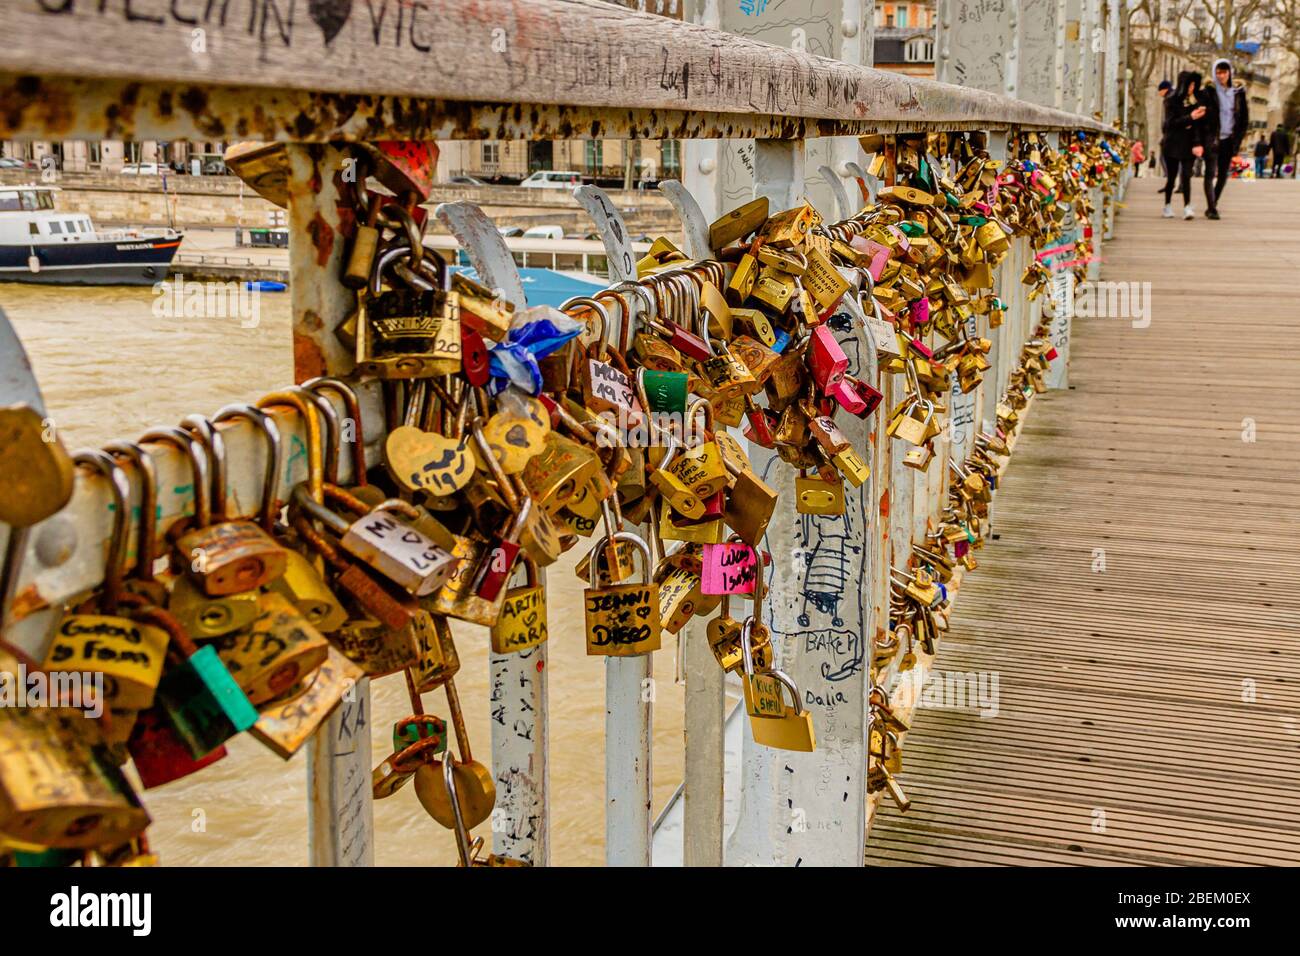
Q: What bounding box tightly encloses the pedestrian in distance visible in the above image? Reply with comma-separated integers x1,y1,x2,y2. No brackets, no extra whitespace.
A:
1131,139,1145,178
1196,58,1249,219
1162,71,1205,219
1253,136,1271,179
1156,79,1173,183
1270,124,1292,181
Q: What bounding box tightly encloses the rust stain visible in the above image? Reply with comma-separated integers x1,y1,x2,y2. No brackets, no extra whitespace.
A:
10,584,50,623
308,212,335,267
292,335,327,385
879,488,890,517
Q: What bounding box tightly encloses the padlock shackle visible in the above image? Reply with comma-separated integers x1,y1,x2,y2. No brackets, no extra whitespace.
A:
586,530,652,589
443,749,474,868
213,404,284,533
257,391,323,505
72,449,132,613
140,426,211,532
287,385,340,488
180,415,228,522
303,377,367,488
291,483,352,539
103,440,158,584
559,295,609,354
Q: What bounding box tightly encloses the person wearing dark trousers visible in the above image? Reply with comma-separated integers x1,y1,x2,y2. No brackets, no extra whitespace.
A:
1162,72,1204,219
1197,58,1249,219
1254,136,1271,179
1156,79,1172,185
1270,124,1292,180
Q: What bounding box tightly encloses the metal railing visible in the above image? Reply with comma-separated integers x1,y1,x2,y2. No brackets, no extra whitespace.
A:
0,0,1120,868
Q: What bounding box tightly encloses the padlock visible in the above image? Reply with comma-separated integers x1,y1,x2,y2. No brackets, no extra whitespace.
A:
126,598,259,760
44,451,169,711
291,510,422,633
293,484,457,597
489,557,547,655
127,705,227,790
0,681,150,849
414,675,496,829
249,645,365,759
796,470,846,515
173,415,288,596
209,591,330,706
0,402,75,529
355,244,462,379
584,532,661,657
708,197,769,250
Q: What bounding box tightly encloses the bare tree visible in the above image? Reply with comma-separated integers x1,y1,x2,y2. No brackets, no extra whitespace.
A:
1128,0,1197,142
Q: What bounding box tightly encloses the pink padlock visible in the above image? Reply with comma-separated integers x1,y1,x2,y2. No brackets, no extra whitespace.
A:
886,224,911,253
1044,345,1059,361
809,325,848,391
910,296,931,326
851,234,892,282
701,542,759,596
907,337,934,360
827,377,883,419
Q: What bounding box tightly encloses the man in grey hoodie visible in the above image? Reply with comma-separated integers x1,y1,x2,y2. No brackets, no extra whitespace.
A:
1197,57,1249,220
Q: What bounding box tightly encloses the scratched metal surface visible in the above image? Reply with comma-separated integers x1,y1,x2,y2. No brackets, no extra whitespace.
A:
0,0,1109,143
867,183,1300,866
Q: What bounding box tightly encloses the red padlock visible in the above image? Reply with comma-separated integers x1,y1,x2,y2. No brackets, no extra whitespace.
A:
461,328,490,387
743,402,777,449
827,376,883,418
128,707,227,789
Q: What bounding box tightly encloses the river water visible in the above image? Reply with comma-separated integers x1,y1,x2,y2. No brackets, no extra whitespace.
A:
2,284,685,866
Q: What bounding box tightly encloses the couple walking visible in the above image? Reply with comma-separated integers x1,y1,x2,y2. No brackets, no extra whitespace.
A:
1162,58,1248,221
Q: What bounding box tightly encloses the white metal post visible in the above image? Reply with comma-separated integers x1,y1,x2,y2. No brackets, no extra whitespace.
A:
287,143,375,868
434,201,550,866
573,185,654,867
727,138,870,867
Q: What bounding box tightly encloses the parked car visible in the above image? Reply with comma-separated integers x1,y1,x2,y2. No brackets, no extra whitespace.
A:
520,170,582,189
522,225,566,240
448,175,488,186
121,163,162,175
0,157,33,170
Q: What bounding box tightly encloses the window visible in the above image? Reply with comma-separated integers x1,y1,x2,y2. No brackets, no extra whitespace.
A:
898,7,908,27
904,36,934,63
64,221,78,234
481,142,500,167
19,190,38,211
49,221,63,234
39,192,54,210
0,192,19,212
661,140,681,177
585,140,603,175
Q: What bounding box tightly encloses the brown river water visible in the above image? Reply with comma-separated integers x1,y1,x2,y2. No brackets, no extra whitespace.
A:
2,284,684,866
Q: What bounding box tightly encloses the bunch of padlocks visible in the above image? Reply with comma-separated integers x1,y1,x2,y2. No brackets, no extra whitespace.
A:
0,130,1124,865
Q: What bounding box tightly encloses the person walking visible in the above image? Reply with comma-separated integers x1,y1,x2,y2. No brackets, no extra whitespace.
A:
1156,79,1173,182
1253,135,1271,179
1270,124,1292,180
1162,71,1204,219
1131,139,1145,178
1197,58,1249,220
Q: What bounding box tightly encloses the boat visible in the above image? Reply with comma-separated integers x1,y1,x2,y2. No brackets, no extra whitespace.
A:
0,184,183,286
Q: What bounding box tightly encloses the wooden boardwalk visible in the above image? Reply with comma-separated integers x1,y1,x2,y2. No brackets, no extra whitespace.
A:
866,178,1300,866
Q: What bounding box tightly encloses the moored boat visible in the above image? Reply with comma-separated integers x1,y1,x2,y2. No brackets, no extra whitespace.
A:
0,184,182,286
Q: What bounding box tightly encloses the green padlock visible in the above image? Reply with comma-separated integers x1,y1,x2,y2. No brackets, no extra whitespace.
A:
127,600,258,759
637,368,689,415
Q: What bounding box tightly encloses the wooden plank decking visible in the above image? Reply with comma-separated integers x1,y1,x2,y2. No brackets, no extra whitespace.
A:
866,177,1300,867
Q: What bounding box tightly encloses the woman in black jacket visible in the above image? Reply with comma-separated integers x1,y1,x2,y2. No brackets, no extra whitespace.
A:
1162,71,1206,219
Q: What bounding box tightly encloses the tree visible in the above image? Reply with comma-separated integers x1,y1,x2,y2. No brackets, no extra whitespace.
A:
1127,0,1197,142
